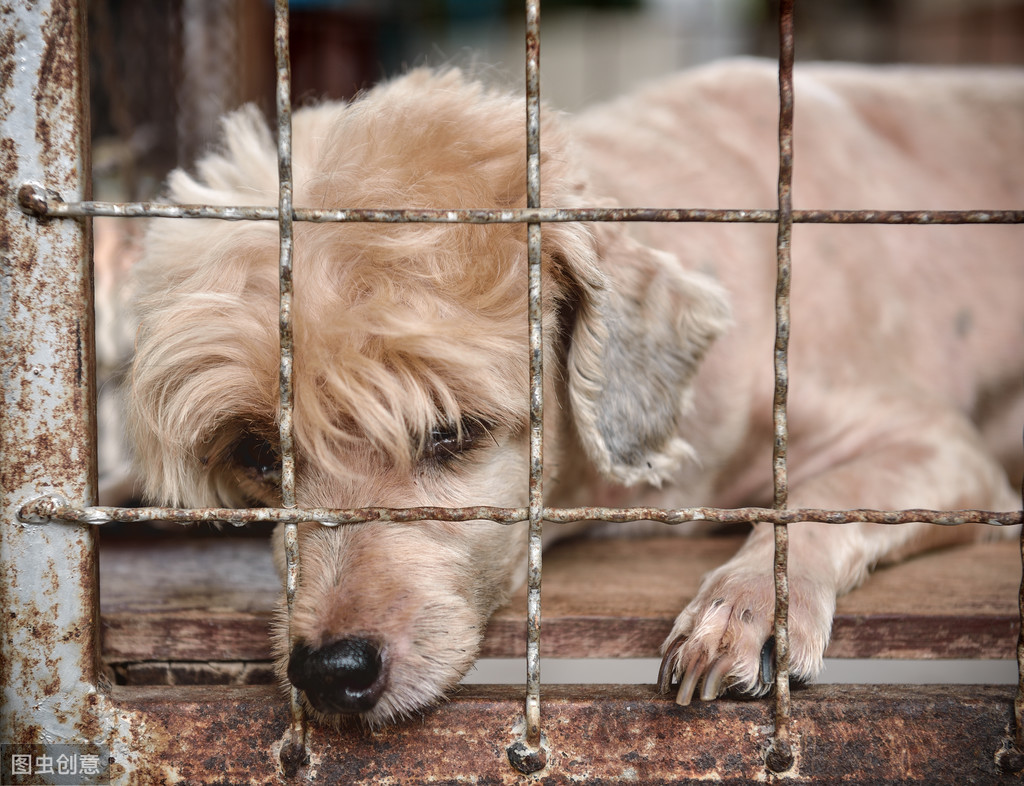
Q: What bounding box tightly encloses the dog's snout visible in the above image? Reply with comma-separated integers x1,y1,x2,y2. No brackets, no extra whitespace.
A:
287,637,388,715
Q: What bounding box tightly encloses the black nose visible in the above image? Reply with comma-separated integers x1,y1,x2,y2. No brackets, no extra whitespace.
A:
287,637,387,715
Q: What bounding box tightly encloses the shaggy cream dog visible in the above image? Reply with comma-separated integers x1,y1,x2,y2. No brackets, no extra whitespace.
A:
128,60,1024,726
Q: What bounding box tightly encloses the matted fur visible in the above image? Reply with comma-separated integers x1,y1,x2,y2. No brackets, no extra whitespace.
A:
129,61,1024,725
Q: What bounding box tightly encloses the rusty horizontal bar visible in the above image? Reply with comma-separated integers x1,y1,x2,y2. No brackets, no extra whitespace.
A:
21,494,1023,528
92,683,1021,783
17,185,1024,225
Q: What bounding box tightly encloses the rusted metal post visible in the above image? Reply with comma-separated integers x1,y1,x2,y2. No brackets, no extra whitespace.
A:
271,0,310,775
507,0,549,776
0,0,103,747
765,0,796,775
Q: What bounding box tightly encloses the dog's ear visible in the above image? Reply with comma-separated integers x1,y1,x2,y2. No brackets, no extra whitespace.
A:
548,221,731,486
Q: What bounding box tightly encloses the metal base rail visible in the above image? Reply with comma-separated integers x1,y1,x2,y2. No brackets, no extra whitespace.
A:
87,684,1023,784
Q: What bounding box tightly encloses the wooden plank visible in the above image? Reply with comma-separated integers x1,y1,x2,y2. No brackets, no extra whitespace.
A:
99,534,1021,663
100,683,1023,783
489,535,1022,660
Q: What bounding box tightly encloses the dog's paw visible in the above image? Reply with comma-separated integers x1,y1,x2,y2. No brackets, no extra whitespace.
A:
657,563,835,704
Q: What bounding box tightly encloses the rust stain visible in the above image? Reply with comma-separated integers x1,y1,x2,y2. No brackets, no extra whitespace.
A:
0,24,18,137
34,0,83,178
0,140,16,213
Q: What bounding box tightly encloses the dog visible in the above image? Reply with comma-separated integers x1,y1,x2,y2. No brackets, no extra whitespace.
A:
126,59,1024,726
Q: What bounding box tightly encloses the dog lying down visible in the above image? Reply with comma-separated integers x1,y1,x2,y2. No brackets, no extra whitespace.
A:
127,59,1024,726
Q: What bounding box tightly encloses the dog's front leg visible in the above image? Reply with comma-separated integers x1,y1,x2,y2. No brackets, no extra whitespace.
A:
659,408,1019,705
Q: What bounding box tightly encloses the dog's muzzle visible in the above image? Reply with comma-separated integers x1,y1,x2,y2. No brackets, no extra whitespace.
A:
287,637,388,715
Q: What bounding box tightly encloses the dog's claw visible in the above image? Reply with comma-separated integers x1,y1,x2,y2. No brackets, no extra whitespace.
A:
660,634,742,705
658,634,782,705
675,659,702,706
700,656,731,701
759,636,776,689
657,635,687,694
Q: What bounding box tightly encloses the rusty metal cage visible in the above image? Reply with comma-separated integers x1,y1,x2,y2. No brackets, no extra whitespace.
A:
3,0,1024,782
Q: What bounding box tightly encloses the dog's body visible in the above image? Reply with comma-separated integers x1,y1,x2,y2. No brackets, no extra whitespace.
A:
128,60,1024,725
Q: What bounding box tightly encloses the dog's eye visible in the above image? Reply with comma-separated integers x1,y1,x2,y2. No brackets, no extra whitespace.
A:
422,418,492,464
232,432,281,481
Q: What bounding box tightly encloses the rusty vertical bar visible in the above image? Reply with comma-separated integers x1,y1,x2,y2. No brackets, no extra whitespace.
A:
523,0,543,751
1011,509,1024,765
1015,501,1024,758
272,0,308,773
997,466,1024,773
765,0,796,775
507,0,548,776
274,1,296,516
1,0,104,745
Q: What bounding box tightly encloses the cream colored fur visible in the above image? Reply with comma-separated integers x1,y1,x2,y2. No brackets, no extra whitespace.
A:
128,60,1024,725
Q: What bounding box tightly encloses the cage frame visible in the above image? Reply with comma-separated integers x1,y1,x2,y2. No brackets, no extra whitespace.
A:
2,0,1023,781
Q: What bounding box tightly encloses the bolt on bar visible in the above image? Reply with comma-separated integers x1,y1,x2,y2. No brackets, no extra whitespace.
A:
272,0,308,768
765,0,796,775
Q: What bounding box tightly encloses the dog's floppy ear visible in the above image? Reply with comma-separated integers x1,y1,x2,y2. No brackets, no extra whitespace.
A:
550,221,731,486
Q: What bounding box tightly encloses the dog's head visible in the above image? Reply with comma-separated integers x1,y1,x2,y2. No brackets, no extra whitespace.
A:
128,69,729,725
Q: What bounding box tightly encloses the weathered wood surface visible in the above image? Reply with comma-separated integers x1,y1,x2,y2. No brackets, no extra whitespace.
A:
100,534,1021,663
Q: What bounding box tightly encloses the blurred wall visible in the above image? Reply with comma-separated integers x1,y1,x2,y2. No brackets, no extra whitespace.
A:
89,0,1024,198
